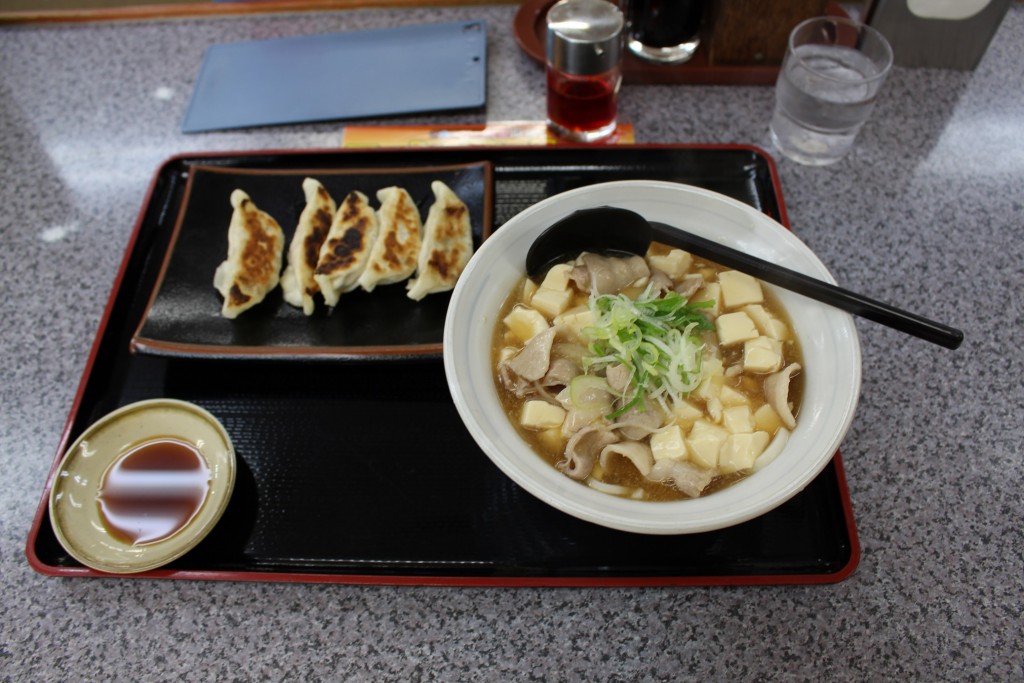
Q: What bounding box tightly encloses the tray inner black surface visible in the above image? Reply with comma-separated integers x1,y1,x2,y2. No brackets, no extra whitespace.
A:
32,147,855,580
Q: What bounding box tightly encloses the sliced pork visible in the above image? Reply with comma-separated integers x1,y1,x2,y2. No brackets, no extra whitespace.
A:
570,253,650,294
505,326,558,382
558,425,619,481
648,460,716,498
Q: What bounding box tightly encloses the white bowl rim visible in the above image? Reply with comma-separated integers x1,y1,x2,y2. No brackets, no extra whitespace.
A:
444,180,861,534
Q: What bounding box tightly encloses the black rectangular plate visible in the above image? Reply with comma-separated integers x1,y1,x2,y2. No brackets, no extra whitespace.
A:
27,145,858,586
131,161,492,360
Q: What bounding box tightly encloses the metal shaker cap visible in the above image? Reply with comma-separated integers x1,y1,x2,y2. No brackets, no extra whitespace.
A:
546,0,624,76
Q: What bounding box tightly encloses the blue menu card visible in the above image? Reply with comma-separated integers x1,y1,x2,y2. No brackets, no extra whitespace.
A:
182,21,487,133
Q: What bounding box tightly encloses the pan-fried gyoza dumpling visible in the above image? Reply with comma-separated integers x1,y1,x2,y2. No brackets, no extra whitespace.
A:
313,190,378,307
280,178,336,315
213,189,285,319
406,181,474,301
357,186,422,293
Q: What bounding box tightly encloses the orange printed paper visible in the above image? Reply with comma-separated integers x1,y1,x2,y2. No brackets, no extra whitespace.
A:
341,121,634,148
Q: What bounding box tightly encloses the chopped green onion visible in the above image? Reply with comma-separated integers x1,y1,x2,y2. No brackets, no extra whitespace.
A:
582,285,714,418
569,374,613,409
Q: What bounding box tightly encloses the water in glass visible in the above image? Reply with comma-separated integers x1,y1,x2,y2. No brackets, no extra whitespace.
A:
770,44,883,165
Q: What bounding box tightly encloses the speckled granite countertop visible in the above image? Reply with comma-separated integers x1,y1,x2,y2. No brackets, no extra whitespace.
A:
2,5,1022,681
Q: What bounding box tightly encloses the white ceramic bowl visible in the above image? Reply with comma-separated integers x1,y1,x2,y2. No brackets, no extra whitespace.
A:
444,180,861,534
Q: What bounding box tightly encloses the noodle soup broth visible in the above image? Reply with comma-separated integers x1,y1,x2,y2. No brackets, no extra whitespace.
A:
493,244,803,502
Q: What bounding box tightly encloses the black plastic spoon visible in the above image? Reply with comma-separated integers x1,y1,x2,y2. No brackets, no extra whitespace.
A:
525,206,963,350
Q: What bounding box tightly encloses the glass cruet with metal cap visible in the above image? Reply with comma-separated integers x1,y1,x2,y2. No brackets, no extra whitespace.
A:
545,0,624,142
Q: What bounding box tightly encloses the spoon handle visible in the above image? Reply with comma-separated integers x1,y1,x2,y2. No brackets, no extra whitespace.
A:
649,222,964,350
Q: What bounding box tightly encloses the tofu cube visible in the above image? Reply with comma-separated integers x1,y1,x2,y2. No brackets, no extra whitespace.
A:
648,249,693,279
695,357,725,401
706,396,723,423
742,304,771,333
530,287,573,319
503,306,549,343
719,431,771,474
521,278,538,304
520,400,566,430
719,384,750,408
722,405,755,434
764,319,790,342
694,282,721,317
718,270,764,309
743,304,790,340
716,311,759,346
743,336,784,373
703,353,725,375
686,420,729,469
650,425,688,462
671,399,704,431
536,427,567,453
554,307,595,340
754,404,783,433
540,263,574,291
696,366,729,403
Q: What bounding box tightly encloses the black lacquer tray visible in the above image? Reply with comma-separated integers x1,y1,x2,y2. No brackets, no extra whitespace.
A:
27,145,859,586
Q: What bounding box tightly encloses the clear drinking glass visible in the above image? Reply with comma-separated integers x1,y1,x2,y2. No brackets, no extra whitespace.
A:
769,16,893,166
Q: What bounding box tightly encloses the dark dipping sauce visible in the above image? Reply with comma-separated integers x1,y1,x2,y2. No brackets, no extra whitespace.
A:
97,438,211,546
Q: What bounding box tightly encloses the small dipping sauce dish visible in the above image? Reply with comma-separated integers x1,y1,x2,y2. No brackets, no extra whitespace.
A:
48,399,236,574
